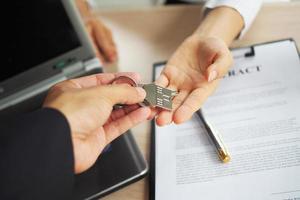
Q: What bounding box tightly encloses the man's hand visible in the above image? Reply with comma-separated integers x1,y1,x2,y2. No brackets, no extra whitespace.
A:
43,73,150,173
155,36,233,126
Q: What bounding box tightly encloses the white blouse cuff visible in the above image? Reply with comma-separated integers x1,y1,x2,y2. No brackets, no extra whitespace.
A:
204,0,262,39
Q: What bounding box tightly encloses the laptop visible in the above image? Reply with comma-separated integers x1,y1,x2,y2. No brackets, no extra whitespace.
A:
1,0,148,199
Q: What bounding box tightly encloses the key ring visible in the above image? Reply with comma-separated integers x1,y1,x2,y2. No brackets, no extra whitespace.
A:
111,76,138,87
111,76,140,110
111,75,178,110
110,76,152,109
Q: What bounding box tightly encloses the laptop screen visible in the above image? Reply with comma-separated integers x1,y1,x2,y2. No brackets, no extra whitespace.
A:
2,0,81,82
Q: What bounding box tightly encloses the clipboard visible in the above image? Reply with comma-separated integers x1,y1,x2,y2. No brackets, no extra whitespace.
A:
149,38,300,200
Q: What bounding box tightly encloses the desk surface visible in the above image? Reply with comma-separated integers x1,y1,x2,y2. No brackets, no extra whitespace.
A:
95,2,300,200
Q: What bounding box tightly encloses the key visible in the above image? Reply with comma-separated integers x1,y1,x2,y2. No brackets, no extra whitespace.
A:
139,83,177,111
111,76,177,110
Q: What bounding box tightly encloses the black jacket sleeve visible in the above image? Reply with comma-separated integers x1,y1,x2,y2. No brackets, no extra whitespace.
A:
0,108,74,200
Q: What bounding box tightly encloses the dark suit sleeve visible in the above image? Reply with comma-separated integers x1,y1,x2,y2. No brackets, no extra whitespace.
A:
0,108,74,200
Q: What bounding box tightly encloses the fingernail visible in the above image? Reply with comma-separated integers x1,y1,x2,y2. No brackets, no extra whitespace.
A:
136,87,146,98
208,70,218,82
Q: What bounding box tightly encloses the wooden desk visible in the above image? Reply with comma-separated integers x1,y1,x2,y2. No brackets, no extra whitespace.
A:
94,2,300,199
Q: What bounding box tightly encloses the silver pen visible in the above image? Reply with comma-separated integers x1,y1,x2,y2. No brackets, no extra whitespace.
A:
196,110,231,163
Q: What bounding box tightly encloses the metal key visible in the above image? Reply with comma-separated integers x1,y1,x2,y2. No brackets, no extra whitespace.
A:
111,76,177,110
139,83,177,111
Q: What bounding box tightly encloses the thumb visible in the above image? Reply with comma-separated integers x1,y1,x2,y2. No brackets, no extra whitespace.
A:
206,51,233,82
97,84,146,106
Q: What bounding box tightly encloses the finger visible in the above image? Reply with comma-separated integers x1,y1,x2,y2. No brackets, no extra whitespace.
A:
108,104,140,123
104,28,117,62
92,32,109,64
155,73,169,87
93,21,117,63
173,81,219,124
206,50,233,82
148,107,160,120
104,27,116,47
156,90,189,126
97,84,146,106
91,37,105,63
103,107,151,143
86,23,106,63
67,72,141,88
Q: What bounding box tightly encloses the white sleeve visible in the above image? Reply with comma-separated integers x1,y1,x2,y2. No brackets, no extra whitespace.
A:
204,0,262,39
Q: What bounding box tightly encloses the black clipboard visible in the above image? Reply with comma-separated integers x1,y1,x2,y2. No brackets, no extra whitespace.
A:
149,38,299,200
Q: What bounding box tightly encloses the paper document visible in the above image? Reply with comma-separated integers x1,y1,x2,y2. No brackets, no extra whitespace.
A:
154,40,300,200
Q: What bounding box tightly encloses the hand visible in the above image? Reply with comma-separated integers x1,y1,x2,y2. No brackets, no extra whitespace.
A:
85,18,117,64
43,73,150,173
154,36,233,126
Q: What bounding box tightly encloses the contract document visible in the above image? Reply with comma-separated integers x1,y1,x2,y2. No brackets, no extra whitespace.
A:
152,40,300,200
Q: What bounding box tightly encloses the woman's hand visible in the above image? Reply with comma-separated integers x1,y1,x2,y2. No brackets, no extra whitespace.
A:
85,18,117,63
76,0,117,63
155,35,233,126
153,6,244,126
43,73,150,173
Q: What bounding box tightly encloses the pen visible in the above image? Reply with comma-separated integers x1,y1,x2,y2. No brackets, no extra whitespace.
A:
196,110,231,163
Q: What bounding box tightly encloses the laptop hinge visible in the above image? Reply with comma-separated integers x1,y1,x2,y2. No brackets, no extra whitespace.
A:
63,58,102,78
62,61,85,78
83,57,102,71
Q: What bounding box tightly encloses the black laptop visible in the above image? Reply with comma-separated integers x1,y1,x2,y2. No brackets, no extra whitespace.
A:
1,0,148,199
